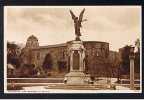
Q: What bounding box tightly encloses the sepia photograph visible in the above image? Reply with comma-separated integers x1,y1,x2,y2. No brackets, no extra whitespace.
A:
4,6,141,93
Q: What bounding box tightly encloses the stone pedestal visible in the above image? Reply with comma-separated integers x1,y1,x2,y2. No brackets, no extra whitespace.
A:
65,40,90,85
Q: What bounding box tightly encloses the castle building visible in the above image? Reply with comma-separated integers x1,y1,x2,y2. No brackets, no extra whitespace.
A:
20,35,111,77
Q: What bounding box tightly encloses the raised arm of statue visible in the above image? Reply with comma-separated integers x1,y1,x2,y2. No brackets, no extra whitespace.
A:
79,8,85,23
70,10,76,20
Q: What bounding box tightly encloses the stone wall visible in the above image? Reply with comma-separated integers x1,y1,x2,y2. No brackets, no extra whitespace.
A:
21,35,110,77
33,45,68,72
31,41,109,76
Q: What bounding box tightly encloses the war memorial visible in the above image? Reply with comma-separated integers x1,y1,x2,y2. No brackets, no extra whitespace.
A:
6,8,140,92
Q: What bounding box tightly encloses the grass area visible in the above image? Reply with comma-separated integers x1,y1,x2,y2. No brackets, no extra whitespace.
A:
7,85,23,90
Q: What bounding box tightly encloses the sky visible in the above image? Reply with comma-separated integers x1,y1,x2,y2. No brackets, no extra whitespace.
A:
4,6,141,51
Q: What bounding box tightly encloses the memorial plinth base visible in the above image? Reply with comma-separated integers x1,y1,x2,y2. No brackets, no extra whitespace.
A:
65,40,90,85
65,71,90,85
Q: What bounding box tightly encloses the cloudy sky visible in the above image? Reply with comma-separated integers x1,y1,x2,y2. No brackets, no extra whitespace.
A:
4,6,141,51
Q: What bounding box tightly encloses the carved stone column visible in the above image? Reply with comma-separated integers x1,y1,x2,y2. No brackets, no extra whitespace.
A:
70,51,74,71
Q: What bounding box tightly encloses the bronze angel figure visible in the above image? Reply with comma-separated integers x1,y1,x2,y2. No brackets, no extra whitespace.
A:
70,8,87,40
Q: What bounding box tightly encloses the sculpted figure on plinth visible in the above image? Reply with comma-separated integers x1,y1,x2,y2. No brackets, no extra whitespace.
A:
70,8,87,41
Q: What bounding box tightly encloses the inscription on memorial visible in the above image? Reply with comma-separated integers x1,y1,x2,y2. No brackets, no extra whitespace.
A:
73,50,80,70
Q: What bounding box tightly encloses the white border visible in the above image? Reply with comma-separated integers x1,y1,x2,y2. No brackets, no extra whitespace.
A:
139,5,142,93
4,6,142,93
4,6,7,93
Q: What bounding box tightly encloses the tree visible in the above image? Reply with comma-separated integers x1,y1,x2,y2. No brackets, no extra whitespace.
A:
42,53,53,72
120,45,131,75
120,39,140,78
7,42,21,68
134,38,140,74
134,52,140,73
135,38,140,53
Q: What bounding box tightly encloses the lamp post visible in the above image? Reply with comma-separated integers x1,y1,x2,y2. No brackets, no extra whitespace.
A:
129,47,135,90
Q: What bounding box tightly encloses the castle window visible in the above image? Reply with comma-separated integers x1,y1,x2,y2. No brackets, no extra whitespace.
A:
63,51,65,59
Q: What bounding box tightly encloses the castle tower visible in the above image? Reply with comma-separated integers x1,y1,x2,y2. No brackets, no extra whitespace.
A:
20,35,39,66
26,35,39,49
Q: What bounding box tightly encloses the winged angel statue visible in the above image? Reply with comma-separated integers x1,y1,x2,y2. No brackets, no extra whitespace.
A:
70,8,87,40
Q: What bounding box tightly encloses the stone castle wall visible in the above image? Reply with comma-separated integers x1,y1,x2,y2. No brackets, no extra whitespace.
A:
21,35,110,76
32,41,109,73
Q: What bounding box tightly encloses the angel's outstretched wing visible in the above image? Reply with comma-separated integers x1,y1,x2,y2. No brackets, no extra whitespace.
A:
70,10,76,20
79,8,85,22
